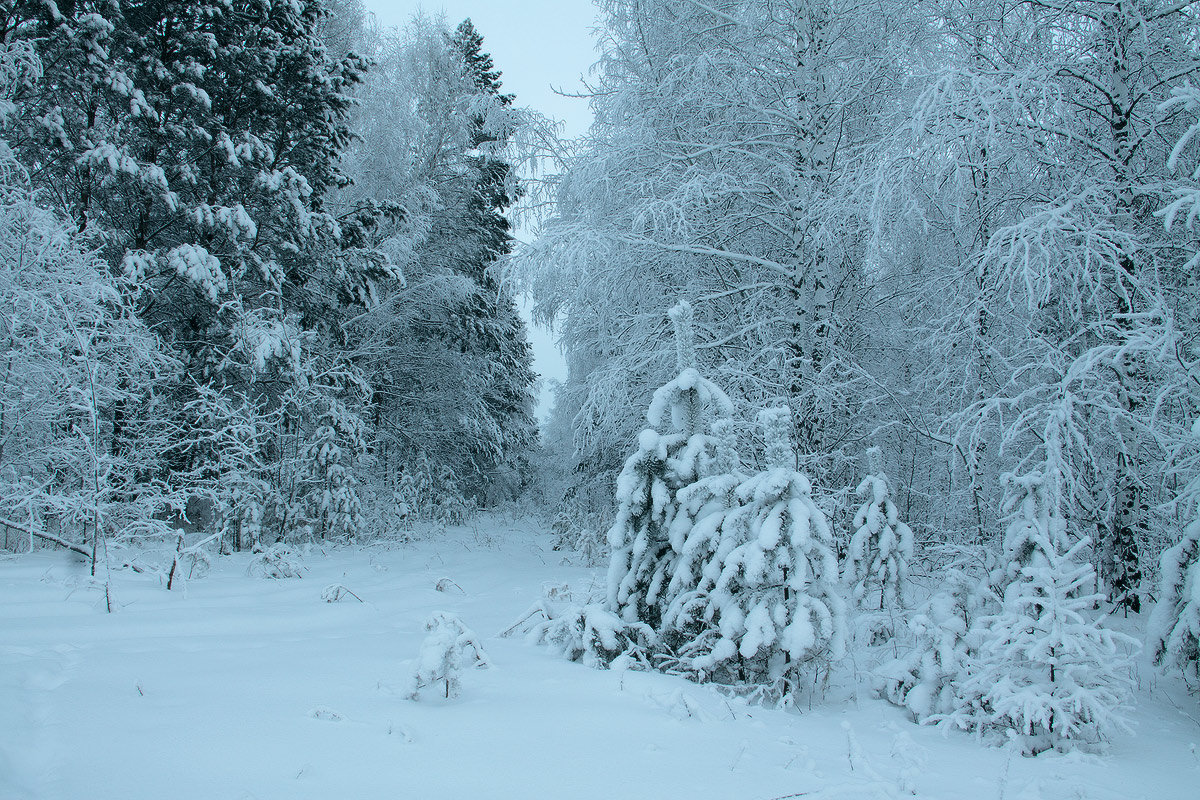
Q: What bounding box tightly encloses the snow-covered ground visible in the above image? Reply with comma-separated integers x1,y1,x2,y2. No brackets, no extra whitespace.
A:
1,517,1196,800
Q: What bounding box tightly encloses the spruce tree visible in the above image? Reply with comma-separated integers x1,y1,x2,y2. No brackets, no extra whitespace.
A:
1149,517,1200,685
607,302,734,628
664,407,846,696
444,18,537,501
845,448,914,612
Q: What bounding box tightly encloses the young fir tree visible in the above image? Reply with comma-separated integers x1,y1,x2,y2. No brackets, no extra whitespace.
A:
1149,516,1200,685
607,301,734,629
304,398,367,541
659,418,746,658
664,407,846,697
845,447,914,611
955,472,1134,753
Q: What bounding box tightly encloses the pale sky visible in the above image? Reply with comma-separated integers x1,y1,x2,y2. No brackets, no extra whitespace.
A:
366,0,598,139
365,0,598,422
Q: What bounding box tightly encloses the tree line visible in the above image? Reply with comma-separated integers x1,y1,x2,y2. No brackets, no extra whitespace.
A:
0,1,537,564
521,0,1200,619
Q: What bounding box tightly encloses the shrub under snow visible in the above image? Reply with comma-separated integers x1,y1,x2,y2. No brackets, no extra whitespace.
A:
407,612,490,700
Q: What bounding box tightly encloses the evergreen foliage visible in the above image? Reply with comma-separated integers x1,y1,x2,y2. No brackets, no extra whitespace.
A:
881,568,994,722
845,455,914,612
951,473,1135,753
664,407,846,696
607,302,734,629
0,8,539,559
1150,518,1200,684
337,14,537,508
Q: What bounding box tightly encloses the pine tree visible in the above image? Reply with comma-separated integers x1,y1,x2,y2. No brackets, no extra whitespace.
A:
304,398,367,541
4,1,391,542
337,16,536,506
664,417,745,605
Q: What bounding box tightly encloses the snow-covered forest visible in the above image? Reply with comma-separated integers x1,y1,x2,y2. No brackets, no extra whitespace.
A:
2,0,1200,797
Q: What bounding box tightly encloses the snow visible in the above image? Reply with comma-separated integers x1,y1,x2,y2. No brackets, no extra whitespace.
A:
1,517,1197,799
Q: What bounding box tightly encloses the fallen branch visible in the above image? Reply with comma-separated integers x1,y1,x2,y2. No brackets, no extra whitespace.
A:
498,603,547,638
321,583,364,603
0,516,91,558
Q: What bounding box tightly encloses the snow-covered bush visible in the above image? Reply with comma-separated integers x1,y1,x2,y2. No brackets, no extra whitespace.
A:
1149,517,1200,684
662,407,846,697
845,454,914,612
166,533,215,590
951,473,1135,753
530,603,655,668
880,569,994,721
407,612,490,700
607,301,734,629
0,144,181,569
508,582,655,668
247,543,305,579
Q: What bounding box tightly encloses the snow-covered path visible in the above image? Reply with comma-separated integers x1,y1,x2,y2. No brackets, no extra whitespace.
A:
1,518,1196,799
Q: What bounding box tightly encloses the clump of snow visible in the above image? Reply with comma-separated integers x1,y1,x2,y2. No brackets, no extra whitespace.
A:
166,243,226,303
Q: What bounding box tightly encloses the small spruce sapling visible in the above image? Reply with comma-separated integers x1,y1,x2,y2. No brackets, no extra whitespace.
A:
407,612,490,700
880,569,994,722
305,399,367,542
660,418,746,650
955,472,1135,753
845,447,914,612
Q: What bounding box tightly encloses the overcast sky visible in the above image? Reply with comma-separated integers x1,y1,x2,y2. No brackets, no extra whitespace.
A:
365,1,599,421
365,1,598,138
